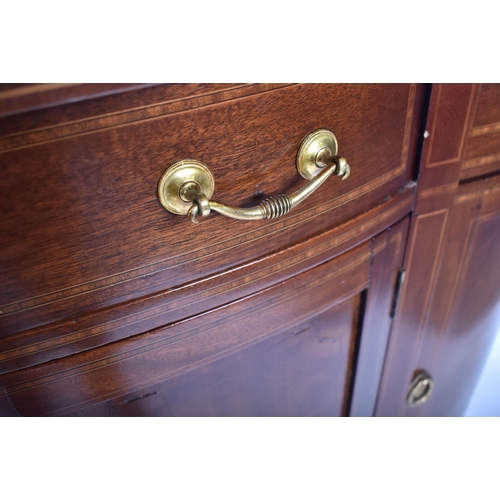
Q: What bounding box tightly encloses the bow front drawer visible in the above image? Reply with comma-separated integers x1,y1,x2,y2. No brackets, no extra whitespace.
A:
0,84,422,369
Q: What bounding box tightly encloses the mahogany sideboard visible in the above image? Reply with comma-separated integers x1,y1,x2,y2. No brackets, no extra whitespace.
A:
0,83,499,416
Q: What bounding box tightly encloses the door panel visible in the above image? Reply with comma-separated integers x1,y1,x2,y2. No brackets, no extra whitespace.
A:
0,218,409,417
109,297,361,417
376,175,500,416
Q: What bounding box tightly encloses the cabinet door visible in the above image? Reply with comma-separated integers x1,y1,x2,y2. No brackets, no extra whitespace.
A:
376,175,500,416
0,219,408,417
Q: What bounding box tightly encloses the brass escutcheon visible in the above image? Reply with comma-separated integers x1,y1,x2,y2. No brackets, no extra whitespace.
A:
406,371,435,407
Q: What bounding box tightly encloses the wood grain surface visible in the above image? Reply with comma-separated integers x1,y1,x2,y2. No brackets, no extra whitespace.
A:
376,84,500,416
4,83,497,417
349,216,409,416
0,83,159,118
0,84,286,138
0,84,423,342
0,220,408,417
461,84,500,180
0,182,415,375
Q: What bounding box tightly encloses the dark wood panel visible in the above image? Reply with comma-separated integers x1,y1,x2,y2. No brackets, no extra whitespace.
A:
0,84,290,142
472,84,500,127
422,176,500,416
374,84,500,416
2,216,409,417
0,83,264,136
0,84,160,118
374,209,449,416
0,183,415,375
462,131,500,180
426,84,475,166
459,84,500,180
2,83,496,418
110,297,360,417
0,84,422,339
417,84,477,193
349,216,409,416
376,175,500,416
460,159,500,181
0,394,18,416
464,130,500,160
70,296,358,417
463,108,500,178
1,237,376,416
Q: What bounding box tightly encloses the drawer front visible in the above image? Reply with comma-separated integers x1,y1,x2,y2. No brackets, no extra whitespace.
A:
462,84,500,180
0,84,422,349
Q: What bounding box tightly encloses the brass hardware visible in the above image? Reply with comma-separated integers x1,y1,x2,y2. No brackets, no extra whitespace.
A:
390,269,406,318
297,128,347,180
406,371,435,408
157,160,215,216
157,129,351,223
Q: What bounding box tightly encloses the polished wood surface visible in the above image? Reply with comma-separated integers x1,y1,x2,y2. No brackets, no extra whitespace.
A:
1,83,498,416
0,84,422,343
377,177,500,416
0,221,407,416
0,83,160,118
349,216,409,416
0,182,415,375
462,84,500,180
376,84,500,416
0,84,283,137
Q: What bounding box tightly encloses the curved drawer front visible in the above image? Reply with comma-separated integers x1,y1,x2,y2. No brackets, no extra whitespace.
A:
462,84,500,180
0,84,422,343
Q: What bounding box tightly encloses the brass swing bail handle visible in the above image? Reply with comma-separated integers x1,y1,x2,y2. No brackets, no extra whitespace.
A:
189,154,349,223
157,129,351,224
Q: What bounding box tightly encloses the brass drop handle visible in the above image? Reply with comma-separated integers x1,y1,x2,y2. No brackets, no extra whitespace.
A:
158,129,351,223
406,371,435,408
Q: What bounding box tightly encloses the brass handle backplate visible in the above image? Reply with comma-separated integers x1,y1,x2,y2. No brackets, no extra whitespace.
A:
157,129,351,223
